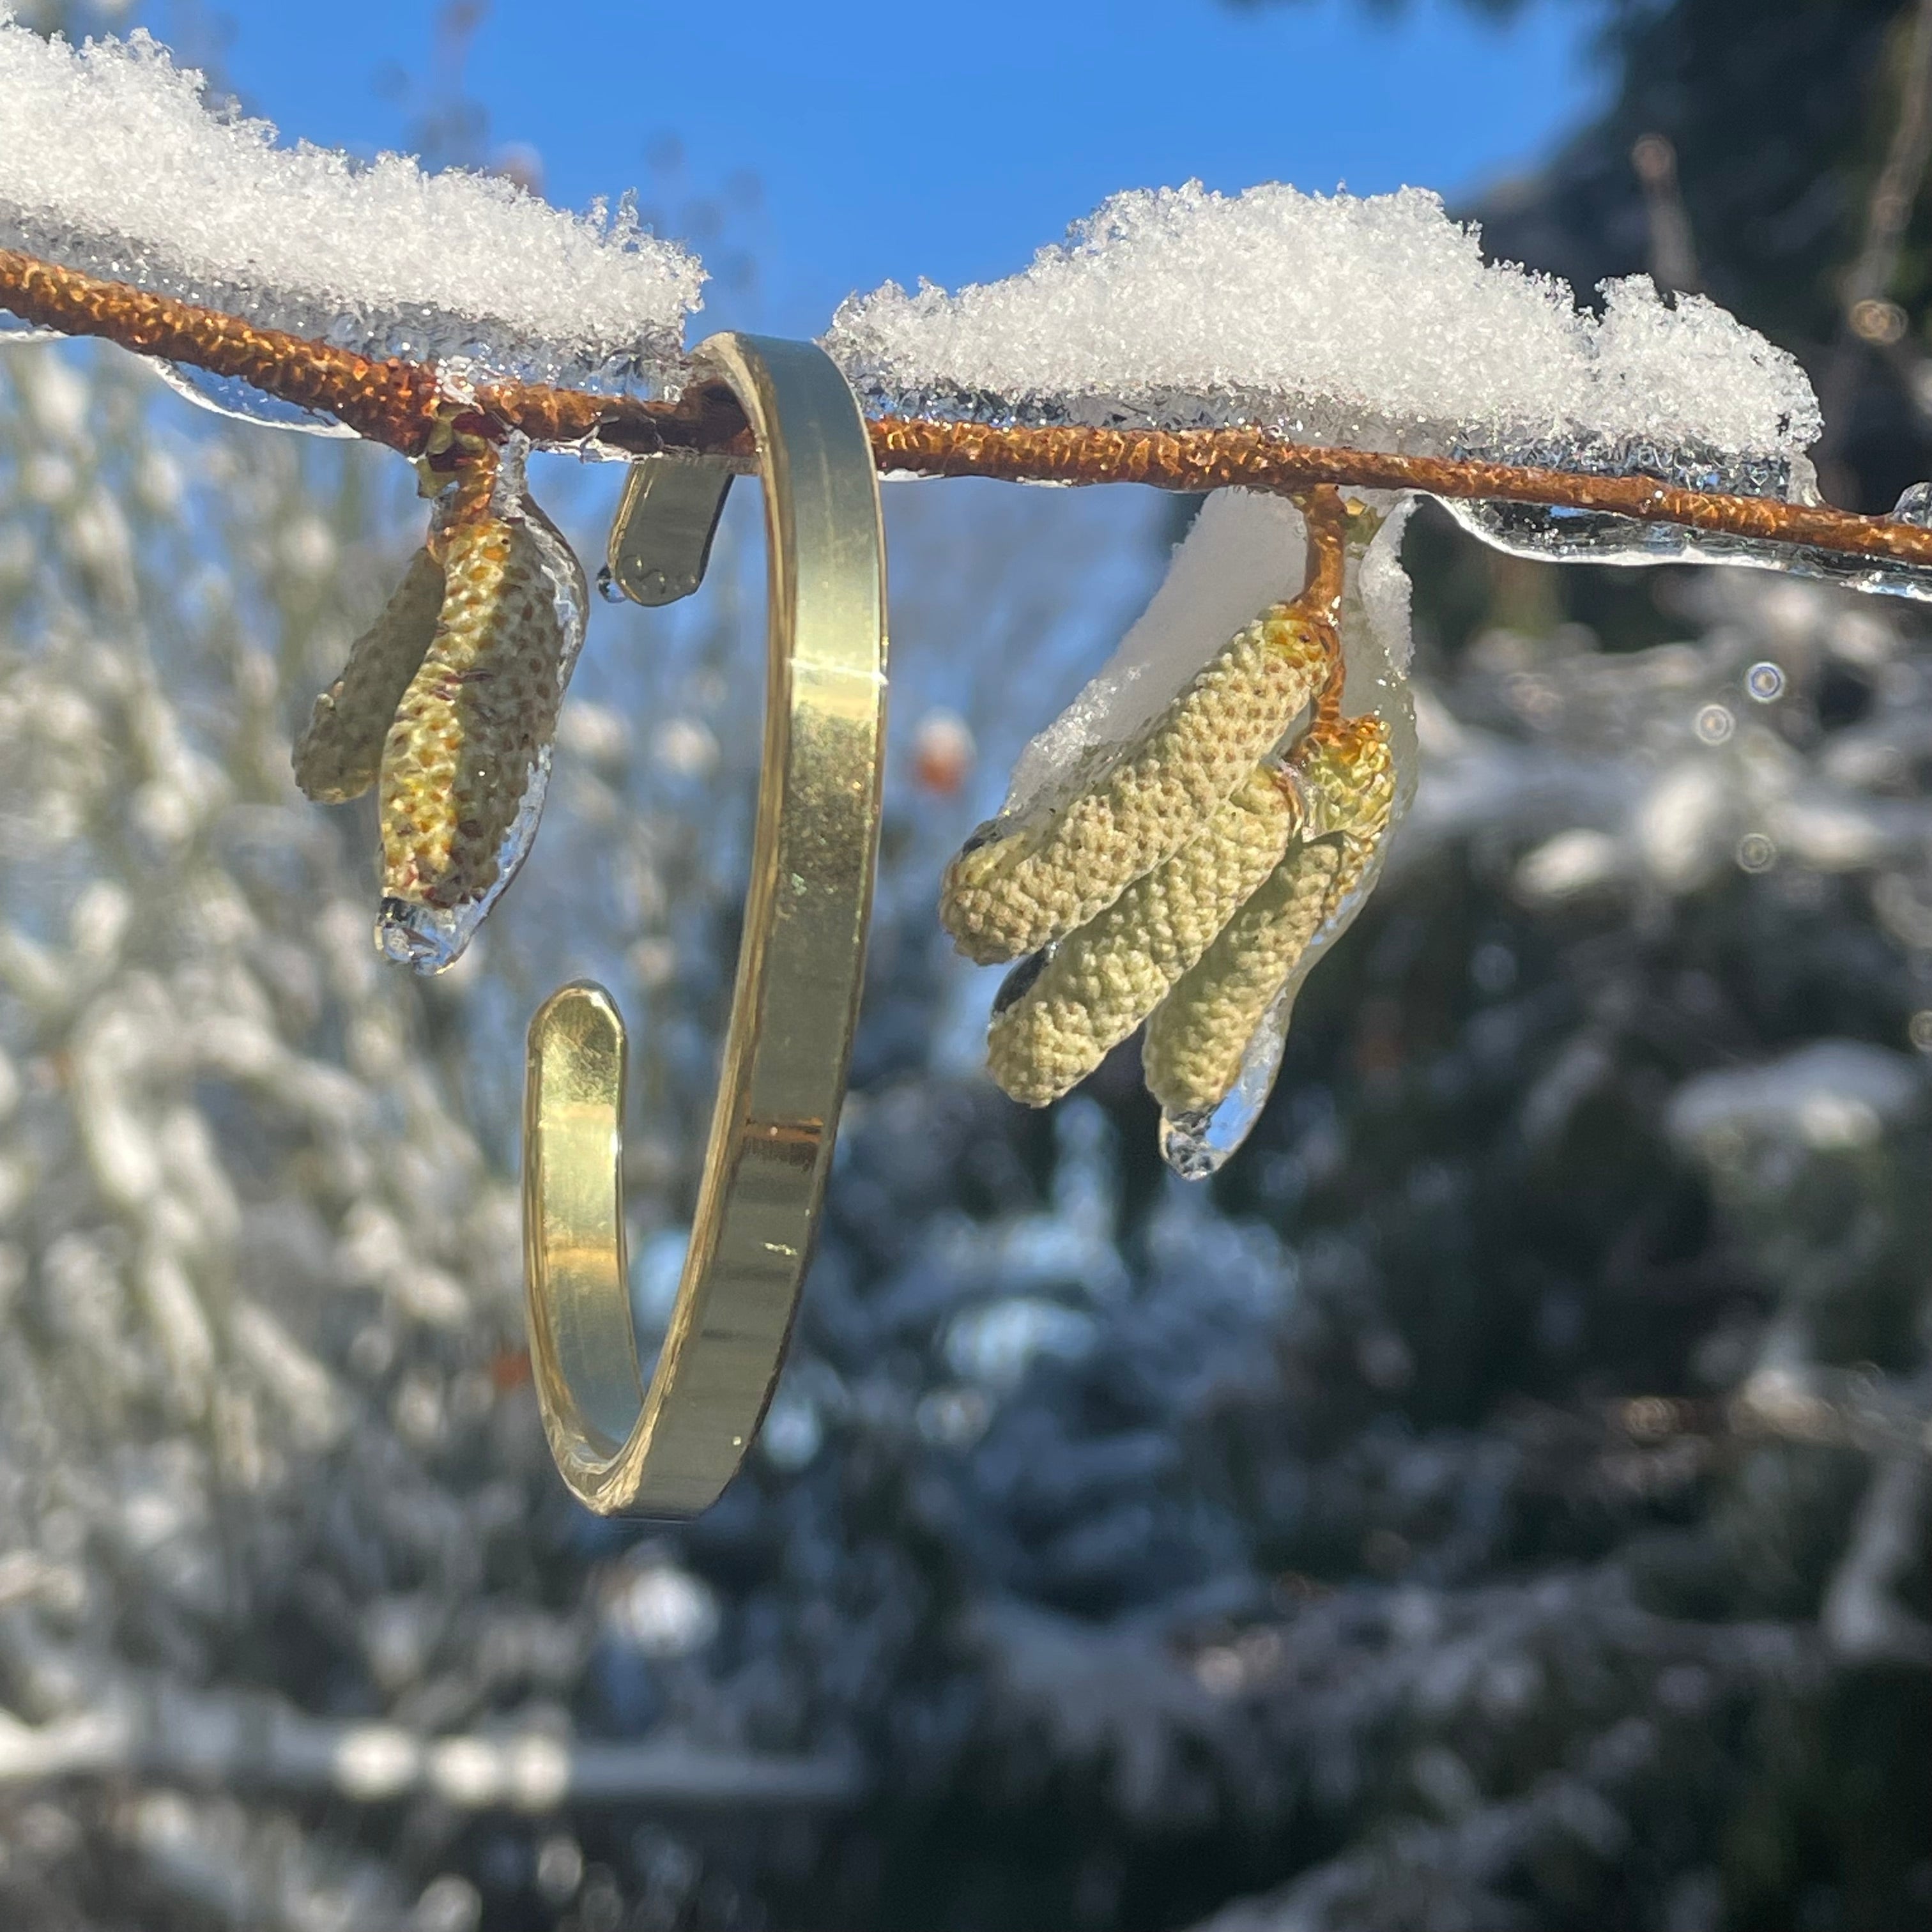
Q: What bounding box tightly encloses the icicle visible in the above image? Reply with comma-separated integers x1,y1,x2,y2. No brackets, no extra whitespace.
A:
1443,472,1932,602
150,361,356,438
1156,992,1292,1181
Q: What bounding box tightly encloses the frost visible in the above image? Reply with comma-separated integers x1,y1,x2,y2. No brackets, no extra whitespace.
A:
827,182,1819,485
0,15,703,396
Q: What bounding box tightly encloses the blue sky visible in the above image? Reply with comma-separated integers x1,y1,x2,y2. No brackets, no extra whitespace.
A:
169,0,1611,342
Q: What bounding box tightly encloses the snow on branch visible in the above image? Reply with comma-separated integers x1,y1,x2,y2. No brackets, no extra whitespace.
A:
2,4,1931,597
827,181,1821,482
834,184,1932,597
6,246,1932,589
0,15,1928,590
0,14,702,395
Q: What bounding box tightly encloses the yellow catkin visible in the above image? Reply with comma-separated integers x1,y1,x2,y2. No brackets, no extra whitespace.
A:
939,602,1335,964
378,483,576,914
292,544,445,804
1142,715,1397,1118
985,765,1303,1107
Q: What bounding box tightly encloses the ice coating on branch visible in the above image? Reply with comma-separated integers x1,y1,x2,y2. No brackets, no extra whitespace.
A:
827,182,1820,488
0,17,703,397
1440,479,1932,601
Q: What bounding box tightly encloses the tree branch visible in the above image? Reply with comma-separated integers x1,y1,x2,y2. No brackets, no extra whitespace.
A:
6,245,1931,574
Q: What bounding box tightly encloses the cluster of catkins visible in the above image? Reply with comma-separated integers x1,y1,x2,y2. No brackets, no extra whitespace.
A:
940,487,1397,1126
294,450,1395,1149
291,410,587,973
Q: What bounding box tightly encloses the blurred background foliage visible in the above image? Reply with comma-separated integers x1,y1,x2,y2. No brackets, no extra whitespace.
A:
0,1,1929,1929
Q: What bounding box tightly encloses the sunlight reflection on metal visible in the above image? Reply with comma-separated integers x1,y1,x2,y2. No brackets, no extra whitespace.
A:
522,334,887,1516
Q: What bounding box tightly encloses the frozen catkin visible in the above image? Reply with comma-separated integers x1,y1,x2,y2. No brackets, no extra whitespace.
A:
1143,714,1396,1118
940,498,1347,966
292,546,444,803
293,413,587,973
986,762,1303,1106
379,510,567,905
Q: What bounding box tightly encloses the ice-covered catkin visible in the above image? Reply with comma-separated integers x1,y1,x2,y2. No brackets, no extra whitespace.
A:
291,546,443,804
942,489,1349,967
941,603,1336,964
1143,714,1396,1117
379,495,577,917
986,764,1302,1107
282,410,588,974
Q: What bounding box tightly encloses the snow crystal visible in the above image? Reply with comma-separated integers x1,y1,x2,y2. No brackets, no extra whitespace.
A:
826,182,1820,487
0,17,703,395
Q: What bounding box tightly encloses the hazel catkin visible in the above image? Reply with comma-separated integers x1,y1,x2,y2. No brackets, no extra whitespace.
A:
1143,714,1396,1118
292,544,443,804
378,499,580,914
940,601,1336,964
985,763,1302,1106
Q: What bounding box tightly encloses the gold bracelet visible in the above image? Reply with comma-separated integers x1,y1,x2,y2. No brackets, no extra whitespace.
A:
520,334,888,1516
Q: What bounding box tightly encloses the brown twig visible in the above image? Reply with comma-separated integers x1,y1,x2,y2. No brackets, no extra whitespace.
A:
2,249,445,449
4,245,1931,574
1296,486,1349,729
0,247,730,458
870,417,1932,571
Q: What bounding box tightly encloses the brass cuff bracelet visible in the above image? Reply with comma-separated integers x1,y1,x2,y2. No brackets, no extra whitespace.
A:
521,334,889,1516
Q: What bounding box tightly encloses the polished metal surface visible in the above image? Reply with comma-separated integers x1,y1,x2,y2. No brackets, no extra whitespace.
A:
604,451,735,606
523,334,888,1516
